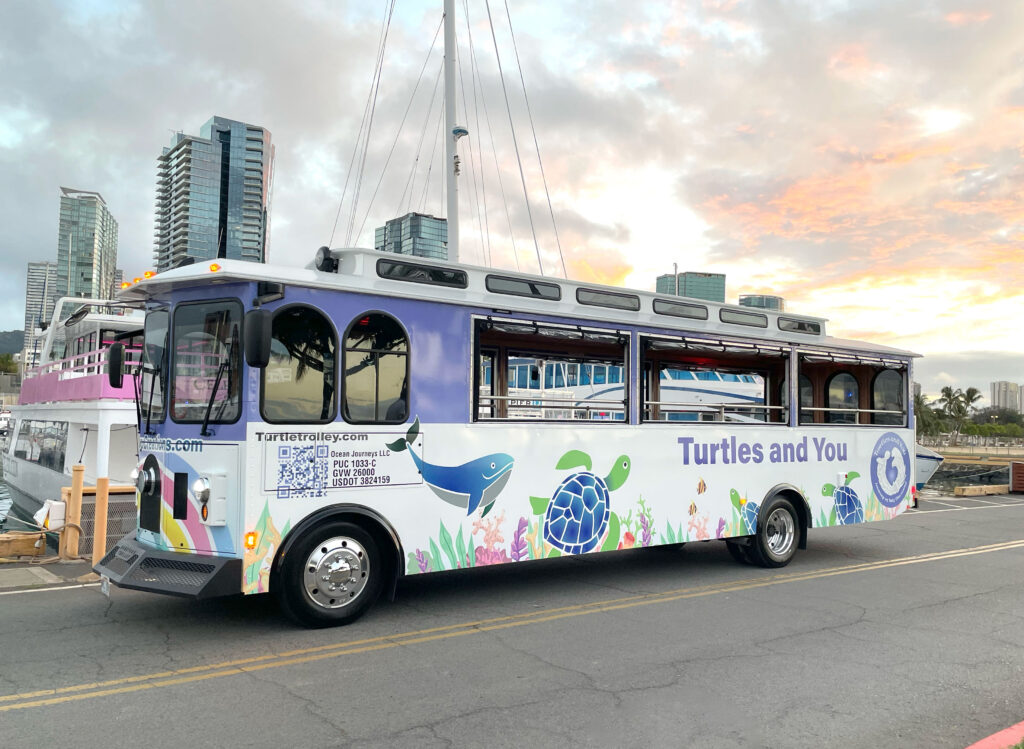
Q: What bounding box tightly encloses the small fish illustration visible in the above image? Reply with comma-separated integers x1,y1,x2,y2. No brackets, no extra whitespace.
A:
688,501,697,516
696,478,707,494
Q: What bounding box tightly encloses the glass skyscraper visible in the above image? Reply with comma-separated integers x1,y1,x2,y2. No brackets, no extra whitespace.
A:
23,261,58,369
739,294,785,312
56,187,118,300
374,213,448,261
154,116,274,272
655,271,726,303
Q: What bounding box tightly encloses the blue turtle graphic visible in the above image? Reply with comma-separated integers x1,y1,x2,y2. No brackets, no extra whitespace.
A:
822,472,863,525
730,489,760,534
387,418,513,516
530,450,630,555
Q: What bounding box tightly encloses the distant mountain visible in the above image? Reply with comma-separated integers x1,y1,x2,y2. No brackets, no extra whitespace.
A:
0,330,25,355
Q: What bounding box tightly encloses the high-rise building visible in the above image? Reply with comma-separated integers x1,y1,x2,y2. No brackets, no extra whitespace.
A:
374,213,448,261
991,381,1022,413
56,187,118,300
655,271,726,303
739,294,785,312
112,268,124,295
23,261,58,369
154,116,274,272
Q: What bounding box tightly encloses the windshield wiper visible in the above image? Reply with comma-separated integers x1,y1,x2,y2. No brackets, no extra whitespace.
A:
200,326,237,437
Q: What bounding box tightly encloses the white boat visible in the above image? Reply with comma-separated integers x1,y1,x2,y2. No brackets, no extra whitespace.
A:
915,444,944,489
1,298,143,533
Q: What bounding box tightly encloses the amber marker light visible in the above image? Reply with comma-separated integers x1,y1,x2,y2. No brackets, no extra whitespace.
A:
209,263,222,272
144,270,156,279
244,532,258,550
201,504,209,521
133,277,142,284
120,281,131,289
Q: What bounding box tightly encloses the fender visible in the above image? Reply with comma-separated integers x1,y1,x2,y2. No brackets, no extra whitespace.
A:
271,503,406,601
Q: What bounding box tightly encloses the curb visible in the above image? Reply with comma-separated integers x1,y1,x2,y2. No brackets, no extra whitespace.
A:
965,720,1024,749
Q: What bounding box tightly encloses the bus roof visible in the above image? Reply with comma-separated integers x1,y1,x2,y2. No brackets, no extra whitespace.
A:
120,248,919,359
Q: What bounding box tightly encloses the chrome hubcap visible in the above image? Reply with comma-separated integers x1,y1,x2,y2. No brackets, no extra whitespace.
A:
303,537,369,609
764,507,795,557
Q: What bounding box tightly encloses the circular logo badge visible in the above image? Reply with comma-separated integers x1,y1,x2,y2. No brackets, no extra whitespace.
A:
870,432,911,507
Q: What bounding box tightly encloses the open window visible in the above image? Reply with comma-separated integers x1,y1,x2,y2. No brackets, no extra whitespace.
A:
473,319,628,422
641,335,787,424
261,305,337,423
343,312,409,424
798,351,908,426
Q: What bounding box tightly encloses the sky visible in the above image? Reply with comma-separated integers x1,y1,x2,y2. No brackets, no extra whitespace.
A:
0,0,1021,401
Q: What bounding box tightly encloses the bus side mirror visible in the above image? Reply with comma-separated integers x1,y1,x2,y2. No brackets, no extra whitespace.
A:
107,342,124,389
244,309,272,368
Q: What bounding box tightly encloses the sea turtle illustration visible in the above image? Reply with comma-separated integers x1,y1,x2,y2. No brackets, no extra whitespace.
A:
531,450,630,555
823,472,863,525
731,489,760,534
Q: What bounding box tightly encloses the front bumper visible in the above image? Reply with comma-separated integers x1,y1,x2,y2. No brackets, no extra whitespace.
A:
94,533,242,599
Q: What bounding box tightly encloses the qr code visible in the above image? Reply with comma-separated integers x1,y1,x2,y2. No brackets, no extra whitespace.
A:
276,445,329,499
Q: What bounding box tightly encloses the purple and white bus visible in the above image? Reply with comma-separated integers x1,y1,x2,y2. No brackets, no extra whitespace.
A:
97,248,917,626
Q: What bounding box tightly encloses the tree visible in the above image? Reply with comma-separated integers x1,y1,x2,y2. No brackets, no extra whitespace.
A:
914,393,943,437
936,386,968,445
962,387,983,415
0,353,16,374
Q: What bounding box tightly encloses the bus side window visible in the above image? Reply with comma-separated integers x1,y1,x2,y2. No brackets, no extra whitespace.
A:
261,305,337,423
872,369,904,426
343,313,409,424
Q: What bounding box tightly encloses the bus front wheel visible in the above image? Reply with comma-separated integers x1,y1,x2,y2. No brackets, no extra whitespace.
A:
278,521,384,627
748,496,799,568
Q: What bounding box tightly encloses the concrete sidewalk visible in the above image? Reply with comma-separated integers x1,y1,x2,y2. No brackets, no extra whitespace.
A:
0,559,98,592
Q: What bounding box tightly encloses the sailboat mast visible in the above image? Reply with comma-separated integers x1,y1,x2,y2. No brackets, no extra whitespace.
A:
443,0,460,263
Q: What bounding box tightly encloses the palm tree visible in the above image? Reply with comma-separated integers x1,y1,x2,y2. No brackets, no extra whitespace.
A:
914,393,942,438
962,386,983,415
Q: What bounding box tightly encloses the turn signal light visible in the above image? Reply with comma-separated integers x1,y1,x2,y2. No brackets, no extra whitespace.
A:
201,504,209,521
244,532,258,550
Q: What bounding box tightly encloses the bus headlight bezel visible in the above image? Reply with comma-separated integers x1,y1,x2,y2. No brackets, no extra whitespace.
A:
192,477,211,504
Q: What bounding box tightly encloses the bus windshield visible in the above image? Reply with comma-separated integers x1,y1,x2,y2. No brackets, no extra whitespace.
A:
170,300,242,423
140,308,168,425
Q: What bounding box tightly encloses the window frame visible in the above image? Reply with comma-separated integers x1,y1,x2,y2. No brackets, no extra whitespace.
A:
169,297,244,425
825,370,860,425
576,287,641,311
376,258,468,289
870,368,906,427
485,274,561,301
259,303,339,425
341,310,411,426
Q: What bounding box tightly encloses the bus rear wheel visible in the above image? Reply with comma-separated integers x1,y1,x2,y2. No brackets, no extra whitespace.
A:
747,495,798,568
278,521,384,627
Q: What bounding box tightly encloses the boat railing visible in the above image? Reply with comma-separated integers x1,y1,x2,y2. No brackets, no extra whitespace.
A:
24,343,142,382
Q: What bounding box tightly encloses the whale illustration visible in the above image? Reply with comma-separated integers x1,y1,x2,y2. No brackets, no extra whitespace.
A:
386,418,514,516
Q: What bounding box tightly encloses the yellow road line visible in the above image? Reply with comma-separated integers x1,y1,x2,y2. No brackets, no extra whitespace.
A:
3,538,1024,713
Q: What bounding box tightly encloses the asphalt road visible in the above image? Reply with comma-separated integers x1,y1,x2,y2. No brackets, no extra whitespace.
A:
2,493,1024,749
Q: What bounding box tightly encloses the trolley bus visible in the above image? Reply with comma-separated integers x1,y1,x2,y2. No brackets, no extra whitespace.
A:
97,248,918,626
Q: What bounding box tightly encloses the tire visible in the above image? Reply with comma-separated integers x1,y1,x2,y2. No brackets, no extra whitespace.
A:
278,521,384,628
747,495,799,568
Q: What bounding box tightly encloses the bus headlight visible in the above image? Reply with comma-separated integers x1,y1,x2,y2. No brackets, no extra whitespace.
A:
192,477,211,504
135,466,158,495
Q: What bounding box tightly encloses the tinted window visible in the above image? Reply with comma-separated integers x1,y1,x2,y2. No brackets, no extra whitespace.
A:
377,259,467,288
779,317,821,335
140,309,168,424
720,309,768,328
262,306,337,423
13,420,68,471
653,299,708,320
827,372,859,424
872,369,904,426
171,301,242,423
576,288,640,311
486,275,561,300
343,313,409,423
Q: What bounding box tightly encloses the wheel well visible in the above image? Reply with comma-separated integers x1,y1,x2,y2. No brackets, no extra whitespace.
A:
762,486,809,550
270,507,404,599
